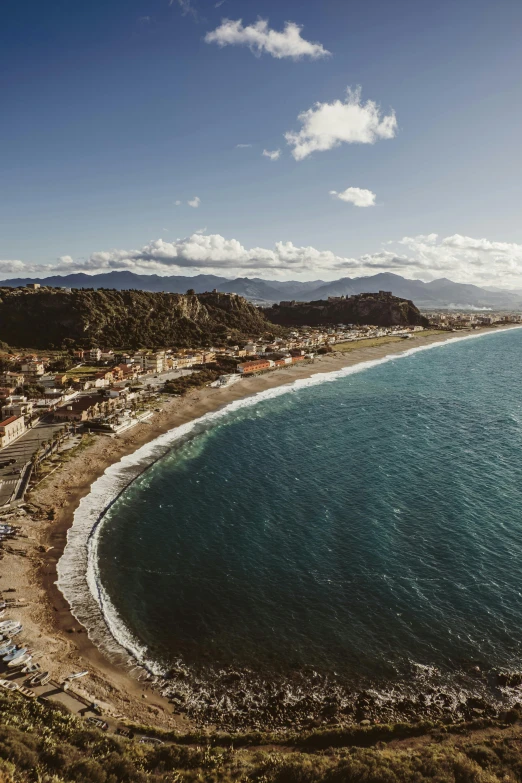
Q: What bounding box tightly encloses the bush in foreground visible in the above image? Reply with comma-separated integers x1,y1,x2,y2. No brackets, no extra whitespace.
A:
1,691,522,783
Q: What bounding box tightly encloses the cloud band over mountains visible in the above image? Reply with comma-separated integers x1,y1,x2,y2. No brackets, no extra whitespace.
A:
1,233,522,285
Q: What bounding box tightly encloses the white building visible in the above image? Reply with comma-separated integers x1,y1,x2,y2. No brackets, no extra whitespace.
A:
21,361,45,378
144,352,165,374
0,416,26,448
1,397,33,420
132,352,146,370
89,348,102,362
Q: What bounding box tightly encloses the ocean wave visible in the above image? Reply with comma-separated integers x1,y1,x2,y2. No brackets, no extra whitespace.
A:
56,326,522,683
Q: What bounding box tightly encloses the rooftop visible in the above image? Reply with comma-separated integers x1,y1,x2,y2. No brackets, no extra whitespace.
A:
0,416,22,427
55,396,100,413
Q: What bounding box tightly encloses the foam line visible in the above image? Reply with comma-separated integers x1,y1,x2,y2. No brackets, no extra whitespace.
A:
56,327,522,673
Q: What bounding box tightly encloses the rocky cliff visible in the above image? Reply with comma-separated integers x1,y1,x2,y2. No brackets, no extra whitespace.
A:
266,292,429,328
0,287,281,349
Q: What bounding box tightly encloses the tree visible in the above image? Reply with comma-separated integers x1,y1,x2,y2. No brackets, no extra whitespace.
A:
30,453,40,476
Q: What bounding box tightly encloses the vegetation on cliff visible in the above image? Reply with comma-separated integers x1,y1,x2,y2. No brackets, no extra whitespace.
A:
1,691,522,783
0,287,282,350
266,292,429,328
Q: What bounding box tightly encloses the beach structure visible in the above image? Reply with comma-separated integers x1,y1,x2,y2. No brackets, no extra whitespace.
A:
238,355,306,375
238,359,272,374
53,395,118,423
210,374,242,388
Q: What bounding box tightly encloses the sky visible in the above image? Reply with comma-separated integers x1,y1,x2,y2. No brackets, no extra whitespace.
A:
2,0,522,286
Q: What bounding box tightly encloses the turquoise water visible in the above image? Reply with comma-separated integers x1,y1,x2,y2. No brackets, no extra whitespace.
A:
96,330,522,689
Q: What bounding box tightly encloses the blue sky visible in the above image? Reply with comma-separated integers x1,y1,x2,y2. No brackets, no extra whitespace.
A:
2,0,522,284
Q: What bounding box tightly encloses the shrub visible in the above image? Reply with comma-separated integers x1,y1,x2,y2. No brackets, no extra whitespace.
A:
105,752,145,783
68,757,107,783
40,742,80,772
0,740,39,772
466,745,500,769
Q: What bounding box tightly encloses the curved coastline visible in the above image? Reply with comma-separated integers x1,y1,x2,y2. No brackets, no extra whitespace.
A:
56,325,522,684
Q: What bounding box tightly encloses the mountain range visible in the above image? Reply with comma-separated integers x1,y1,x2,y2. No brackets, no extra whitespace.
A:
0,270,520,309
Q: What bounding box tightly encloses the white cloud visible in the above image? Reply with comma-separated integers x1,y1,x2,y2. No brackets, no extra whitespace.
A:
236,143,252,148
174,200,182,206
392,233,522,284
262,148,281,161
285,86,397,161
205,19,330,60
0,260,34,276
3,232,522,285
330,187,376,207
171,0,197,20
188,196,201,208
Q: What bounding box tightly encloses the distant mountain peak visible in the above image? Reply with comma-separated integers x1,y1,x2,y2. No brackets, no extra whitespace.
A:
0,271,519,309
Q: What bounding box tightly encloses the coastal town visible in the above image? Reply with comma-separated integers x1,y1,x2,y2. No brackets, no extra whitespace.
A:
0,284,521,738
0,305,520,510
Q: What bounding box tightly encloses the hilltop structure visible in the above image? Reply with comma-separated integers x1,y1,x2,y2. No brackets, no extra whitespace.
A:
266,291,429,328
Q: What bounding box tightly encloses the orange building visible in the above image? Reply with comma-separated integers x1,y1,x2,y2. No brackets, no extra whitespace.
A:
237,360,271,374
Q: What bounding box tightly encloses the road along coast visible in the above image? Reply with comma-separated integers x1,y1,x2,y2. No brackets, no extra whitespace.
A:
1,326,518,731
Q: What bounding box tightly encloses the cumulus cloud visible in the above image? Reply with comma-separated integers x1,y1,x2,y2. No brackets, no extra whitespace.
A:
188,196,201,208
393,233,522,284
285,86,397,161
174,200,182,206
205,19,330,59
0,236,359,279
0,260,34,276
330,187,376,207
2,232,522,285
262,148,281,161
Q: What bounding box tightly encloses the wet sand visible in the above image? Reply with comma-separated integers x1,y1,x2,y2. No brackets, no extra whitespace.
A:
0,328,510,729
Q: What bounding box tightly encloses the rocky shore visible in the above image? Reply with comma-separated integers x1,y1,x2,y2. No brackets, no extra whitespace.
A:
154,657,522,732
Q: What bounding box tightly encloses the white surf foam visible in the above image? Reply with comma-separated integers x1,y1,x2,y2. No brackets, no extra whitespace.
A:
56,327,522,674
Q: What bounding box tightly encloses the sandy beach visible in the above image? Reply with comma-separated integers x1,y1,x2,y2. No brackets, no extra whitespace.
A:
0,327,513,730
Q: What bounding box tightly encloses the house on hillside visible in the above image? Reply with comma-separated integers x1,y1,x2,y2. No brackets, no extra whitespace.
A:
0,373,25,388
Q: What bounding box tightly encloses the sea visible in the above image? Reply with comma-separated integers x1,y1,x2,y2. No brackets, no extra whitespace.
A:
57,328,522,728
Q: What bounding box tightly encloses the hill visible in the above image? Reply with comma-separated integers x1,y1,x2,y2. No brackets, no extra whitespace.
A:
0,271,520,308
0,287,280,350
266,292,429,328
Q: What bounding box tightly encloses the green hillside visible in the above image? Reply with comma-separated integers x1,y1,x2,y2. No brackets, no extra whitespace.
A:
0,287,281,350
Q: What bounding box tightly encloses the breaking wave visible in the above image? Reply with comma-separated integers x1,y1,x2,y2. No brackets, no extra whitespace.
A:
56,327,522,723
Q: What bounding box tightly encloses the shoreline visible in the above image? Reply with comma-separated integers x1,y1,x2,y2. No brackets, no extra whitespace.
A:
2,326,519,730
